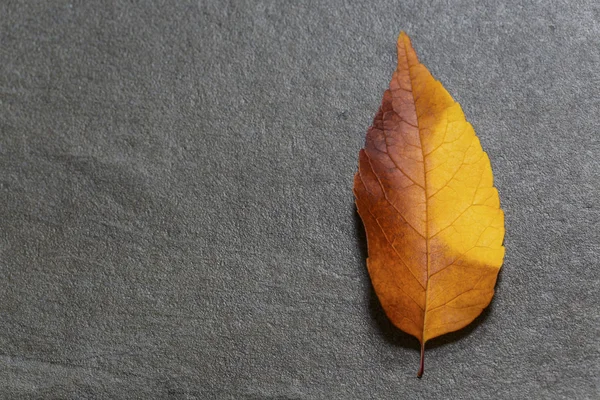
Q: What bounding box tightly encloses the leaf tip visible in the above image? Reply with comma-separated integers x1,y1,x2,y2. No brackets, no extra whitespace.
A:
396,31,418,66
399,30,414,41
397,30,409,43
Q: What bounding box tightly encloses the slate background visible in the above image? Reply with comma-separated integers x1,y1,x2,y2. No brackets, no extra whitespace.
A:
1,1,599,399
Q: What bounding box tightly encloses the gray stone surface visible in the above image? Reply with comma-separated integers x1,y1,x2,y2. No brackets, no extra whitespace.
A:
1,1,599,398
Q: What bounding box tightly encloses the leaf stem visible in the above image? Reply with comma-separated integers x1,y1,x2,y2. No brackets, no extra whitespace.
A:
417,342,425,378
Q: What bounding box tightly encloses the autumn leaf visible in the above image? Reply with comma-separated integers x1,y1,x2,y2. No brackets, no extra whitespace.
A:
353,32,505,377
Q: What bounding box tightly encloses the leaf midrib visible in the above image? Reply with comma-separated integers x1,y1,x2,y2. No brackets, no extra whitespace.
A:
402,44,430,344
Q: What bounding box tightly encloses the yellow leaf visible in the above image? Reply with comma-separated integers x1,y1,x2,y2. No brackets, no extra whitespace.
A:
353,32,505,377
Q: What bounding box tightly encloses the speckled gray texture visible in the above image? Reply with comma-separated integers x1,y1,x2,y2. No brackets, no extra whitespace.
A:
0,1,599,399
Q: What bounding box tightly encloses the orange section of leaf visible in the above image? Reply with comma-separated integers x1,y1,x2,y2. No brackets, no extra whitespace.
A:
353,32,505,376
